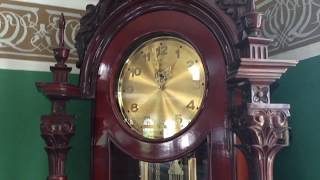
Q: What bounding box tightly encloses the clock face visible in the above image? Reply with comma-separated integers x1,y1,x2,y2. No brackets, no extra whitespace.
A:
117,36,206,139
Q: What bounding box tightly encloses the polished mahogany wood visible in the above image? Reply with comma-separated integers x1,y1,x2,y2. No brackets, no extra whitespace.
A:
230,1,298,180
93,9,233,180
36,14,81,180
77,0,243,180
35,1,295,180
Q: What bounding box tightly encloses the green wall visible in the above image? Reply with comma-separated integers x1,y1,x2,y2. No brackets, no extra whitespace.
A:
273,56,320,180
0,69,91,180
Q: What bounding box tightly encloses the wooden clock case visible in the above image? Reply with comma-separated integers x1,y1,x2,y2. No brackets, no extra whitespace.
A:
77,0,240,180
36,1,298,180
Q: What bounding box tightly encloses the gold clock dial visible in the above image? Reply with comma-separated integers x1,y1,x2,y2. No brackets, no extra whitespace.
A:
117,36,206,139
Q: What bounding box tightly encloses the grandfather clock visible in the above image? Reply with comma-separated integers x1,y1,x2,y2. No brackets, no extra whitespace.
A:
76,0,241,179
36,0,298,180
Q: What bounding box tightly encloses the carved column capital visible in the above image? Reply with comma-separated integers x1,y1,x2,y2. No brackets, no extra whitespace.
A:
232,103,290,180
234,103,291,149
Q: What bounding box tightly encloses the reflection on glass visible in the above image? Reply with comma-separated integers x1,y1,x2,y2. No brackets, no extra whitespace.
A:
188,64,201,81
143,117,155,138
164,119,177,138
180,118,190,130
139,121,207,180
140,155,204,180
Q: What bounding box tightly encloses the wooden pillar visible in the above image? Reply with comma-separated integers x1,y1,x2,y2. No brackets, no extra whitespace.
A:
231,0,299,180
36,14,80,180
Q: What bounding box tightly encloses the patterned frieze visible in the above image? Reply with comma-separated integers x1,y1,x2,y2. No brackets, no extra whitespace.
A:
0,1,83,63
257,0,320,55
218,0,320,56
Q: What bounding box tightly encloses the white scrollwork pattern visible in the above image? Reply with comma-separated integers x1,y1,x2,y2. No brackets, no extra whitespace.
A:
262,0,320,53
0,2,82,61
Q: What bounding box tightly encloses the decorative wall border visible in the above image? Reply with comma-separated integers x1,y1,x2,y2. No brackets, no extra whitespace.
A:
0,1,83,63
257,0,320,56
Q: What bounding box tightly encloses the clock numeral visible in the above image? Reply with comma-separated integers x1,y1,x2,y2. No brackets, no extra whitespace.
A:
176,114,190,129
187,60,195,67
129,67,142,77
176,49,180,59
156,44,168,57
143,52,151,62
175,114,183,123
186,100,196,110
131,103,139,112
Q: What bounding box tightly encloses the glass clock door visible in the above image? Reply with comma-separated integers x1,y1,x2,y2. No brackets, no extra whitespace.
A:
139,143,208,180
110,141,208,180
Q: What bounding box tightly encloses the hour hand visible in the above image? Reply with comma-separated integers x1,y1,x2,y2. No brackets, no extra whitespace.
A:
155,66,172,89
162,66,172,78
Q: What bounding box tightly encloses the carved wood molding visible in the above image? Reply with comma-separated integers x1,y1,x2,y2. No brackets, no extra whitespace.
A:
75,0,127,67
232,103,290,180
216,0,248,30
41,114,76,180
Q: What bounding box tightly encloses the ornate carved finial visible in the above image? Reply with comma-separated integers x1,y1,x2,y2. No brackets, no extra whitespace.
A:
59,13,66,49
54,13,69,66
242,0,263,37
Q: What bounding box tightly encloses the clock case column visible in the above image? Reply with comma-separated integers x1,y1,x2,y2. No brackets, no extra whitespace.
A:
229,2,298,180
36,14,81,180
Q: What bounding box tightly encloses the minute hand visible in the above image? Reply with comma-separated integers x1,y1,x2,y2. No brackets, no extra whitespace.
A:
155,66,172,90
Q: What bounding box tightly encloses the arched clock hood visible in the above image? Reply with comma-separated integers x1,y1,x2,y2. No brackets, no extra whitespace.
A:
76,0,241,98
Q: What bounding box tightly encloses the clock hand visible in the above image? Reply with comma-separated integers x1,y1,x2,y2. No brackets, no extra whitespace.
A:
160,57,178,85
152,59,160,72
155,66,172,90
153,47,161,72
162,66,172,80
153,46,167,88
155,71,165,89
